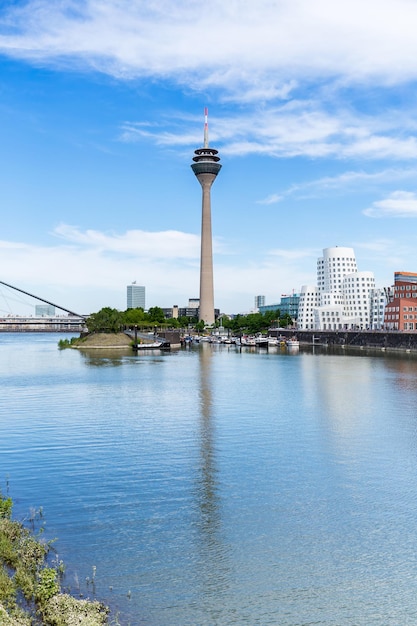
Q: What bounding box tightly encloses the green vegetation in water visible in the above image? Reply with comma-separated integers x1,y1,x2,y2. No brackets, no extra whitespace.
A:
0,491,109,625
58,337,82,350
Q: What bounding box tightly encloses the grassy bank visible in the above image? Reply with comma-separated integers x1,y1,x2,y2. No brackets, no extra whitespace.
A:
58,333,133,349
0,492,109,625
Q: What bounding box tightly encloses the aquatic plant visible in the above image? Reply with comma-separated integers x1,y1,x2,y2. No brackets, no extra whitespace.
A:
0,491,109,625
58,337,82,349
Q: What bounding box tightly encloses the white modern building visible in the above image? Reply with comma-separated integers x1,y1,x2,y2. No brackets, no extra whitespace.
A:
297,247,387,330
126,284,145,310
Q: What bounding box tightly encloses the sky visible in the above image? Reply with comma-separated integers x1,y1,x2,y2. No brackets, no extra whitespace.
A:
1,0,417,316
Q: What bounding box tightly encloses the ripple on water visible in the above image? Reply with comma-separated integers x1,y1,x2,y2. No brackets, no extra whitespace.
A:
2,336,417,624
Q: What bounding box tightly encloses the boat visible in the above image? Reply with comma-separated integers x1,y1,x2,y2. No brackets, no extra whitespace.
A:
286,337,299,348
255,336,269,348
267,337,280,347
241,336,256,347
135,340,170,350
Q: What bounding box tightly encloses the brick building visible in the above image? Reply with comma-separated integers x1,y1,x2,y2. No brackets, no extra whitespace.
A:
384,272,417,331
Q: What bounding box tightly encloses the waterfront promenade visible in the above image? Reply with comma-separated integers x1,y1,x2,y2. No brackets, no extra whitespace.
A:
271,328,417,352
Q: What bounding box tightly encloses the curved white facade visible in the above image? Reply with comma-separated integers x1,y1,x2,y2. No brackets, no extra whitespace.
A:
297,247,385,330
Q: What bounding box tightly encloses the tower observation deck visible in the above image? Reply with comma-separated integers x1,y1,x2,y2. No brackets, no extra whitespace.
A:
191,108,222,326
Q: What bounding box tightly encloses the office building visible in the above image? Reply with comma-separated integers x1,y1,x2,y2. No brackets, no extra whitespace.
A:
127,284,145,309
254,295,265,310
259,294,300,321
297,246,386,330
35,304,55,316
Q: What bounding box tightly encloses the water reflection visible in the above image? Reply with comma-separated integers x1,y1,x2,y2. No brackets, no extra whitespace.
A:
195,344,230,604
77,348,132,366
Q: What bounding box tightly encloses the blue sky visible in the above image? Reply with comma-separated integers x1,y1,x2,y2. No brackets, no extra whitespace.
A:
1,0,417,316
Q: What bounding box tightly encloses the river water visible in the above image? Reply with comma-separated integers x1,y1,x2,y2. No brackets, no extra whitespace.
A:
2,333,417,625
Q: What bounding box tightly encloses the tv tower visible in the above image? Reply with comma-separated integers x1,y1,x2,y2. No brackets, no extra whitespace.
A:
191,108,222,326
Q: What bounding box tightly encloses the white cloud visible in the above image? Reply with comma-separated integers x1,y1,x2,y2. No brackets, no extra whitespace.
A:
120,103,417,163
0,226,316,315
257,193,283,205
363,191,417,218
3,1,417,165
0,227,414,315
2,0,417,93
53,224,202,258
262,167,417,203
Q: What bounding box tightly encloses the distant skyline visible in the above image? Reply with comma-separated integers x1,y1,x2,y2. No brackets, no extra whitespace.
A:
1,1,417,315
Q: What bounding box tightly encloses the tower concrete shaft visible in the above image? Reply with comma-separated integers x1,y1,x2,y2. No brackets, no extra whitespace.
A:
191,113,221,326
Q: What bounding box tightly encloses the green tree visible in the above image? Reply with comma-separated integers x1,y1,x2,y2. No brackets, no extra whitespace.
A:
123,307,146,325
177,315,197,328
147,306,165,324
280,313,293,328
195,320,205,332
264,309,280,324
245,313,265,334
86,307,123,333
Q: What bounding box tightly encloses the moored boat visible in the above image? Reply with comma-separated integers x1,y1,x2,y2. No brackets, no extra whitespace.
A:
255,337,269,348
286,336,299,348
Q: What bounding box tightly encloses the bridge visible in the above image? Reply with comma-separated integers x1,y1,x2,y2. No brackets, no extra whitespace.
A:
0,279,86,318
0,315,86,332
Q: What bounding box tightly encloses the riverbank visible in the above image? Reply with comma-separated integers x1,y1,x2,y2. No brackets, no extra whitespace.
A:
0,493,109,625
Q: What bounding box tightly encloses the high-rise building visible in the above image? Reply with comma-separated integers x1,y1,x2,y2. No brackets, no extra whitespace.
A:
191,108,222,326
297,246,386,330
254,295,265,310
127,284,145,309
35,304,55,316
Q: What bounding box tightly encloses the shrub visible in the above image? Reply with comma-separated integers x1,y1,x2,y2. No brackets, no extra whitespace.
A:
36,567,60,606
0,495,12,519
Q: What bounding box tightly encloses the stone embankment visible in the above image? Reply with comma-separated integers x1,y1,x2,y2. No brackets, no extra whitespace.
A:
271,329,417,352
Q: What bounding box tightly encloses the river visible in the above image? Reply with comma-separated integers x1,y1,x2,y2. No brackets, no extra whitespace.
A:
2,333,417,625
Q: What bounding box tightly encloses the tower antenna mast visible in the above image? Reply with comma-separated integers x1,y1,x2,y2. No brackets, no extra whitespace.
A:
204,106,209,148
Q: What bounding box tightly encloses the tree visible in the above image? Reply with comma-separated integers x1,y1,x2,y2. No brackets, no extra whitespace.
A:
123,307,146,325
280,313,293,328
264,309,280,324
86,307,123,333
195,320,206,332
147,306,165,324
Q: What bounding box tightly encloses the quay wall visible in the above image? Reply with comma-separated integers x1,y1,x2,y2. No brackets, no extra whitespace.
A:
270,329,417,352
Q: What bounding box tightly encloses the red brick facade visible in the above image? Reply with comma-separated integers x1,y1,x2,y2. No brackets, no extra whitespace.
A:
384,272,417,331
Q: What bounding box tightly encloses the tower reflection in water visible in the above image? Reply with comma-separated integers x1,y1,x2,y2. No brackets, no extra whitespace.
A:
195,343,231,606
